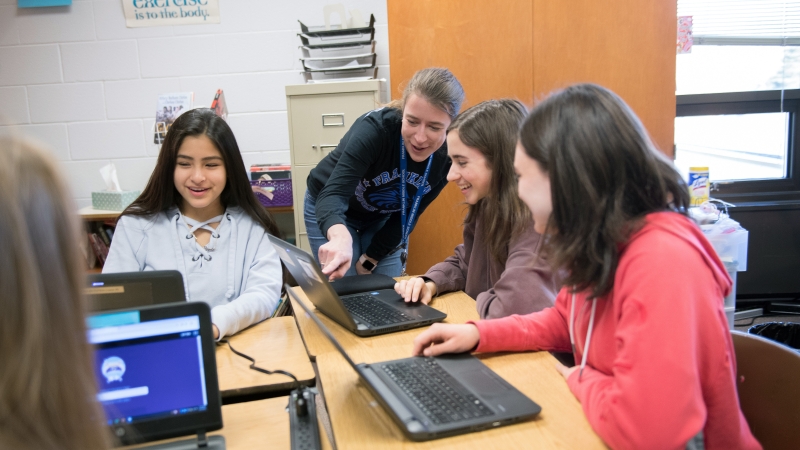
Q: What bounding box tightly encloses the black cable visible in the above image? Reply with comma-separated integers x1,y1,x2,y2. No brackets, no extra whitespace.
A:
218,339,300,390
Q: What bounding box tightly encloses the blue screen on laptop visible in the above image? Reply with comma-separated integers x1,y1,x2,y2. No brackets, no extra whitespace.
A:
88,315,208,426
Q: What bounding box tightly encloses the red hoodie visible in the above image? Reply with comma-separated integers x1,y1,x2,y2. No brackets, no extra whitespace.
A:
472,212,761,450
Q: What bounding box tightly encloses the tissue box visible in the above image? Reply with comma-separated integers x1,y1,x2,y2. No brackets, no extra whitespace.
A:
91,190,140,211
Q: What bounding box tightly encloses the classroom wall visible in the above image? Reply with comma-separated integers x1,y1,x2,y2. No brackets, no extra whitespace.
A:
0,0,390,208
390,0,677,274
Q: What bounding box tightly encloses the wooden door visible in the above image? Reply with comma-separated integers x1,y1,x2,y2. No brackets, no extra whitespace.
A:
388,0,677,275
388,0,534,274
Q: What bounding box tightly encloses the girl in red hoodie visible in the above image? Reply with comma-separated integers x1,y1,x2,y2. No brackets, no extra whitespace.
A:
412,84,761,450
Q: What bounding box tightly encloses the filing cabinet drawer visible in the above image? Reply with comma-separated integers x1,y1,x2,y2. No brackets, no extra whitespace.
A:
291,165,314,235
288,91,379,166
297,233,311,253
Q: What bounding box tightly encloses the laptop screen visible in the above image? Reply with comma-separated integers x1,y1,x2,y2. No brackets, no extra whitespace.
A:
89,314,207,426
87,303,222,445
85,270,185,312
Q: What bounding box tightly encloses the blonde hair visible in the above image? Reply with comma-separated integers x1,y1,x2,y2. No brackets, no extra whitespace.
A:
0,137,111,449
388,67,465,119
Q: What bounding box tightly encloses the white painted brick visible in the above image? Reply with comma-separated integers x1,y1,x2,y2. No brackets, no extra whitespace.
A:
105,78,182,119
28,82,105,123
375,24,389,66
75,197,92,209
215,32,298,73
93,0,174,40
62,41,139,82
139,32,297,78
226,112,289,153
0,45,62,86
0,86,29,125
17,2,95,44
179,71,303,114
57,159,111,199
69,120,145,160
138,35,215,78
0,6,20,46
111,157,157,192
0,123,70,160
173,0,280,36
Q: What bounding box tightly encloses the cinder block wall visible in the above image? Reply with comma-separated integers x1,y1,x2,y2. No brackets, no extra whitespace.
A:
0,0,389,208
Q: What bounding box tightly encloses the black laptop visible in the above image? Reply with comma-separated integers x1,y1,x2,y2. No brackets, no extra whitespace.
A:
269,235,446,336
286,286,541,441
87,302,224,448
86,270,185,312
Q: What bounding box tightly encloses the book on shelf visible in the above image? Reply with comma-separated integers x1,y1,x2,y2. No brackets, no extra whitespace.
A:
81,233,97,270
250,164,292,181
88,233,108,266
154,92,194,145
210,89,228,121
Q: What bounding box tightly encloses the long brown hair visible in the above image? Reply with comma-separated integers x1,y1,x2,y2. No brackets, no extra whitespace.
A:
0,137,111,449
449,99,530,264
519,84,689,298
123,108,280,237
386,67,465,119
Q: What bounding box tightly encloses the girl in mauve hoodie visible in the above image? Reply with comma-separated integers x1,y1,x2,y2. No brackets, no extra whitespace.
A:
412,84,761,450
394,99,558,319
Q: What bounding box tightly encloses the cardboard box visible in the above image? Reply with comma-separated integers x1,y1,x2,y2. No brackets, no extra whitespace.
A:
91,190,140,211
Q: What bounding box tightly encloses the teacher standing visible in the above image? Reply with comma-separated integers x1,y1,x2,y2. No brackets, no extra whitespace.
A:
304,68,465,280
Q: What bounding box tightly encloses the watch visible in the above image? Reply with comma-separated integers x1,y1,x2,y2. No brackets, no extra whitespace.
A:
359,255,376,272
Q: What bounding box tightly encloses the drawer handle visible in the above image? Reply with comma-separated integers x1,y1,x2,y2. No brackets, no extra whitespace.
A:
322,114,345,127
311,145,338,152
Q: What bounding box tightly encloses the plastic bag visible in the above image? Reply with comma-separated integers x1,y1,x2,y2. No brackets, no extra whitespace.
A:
748,322,800,350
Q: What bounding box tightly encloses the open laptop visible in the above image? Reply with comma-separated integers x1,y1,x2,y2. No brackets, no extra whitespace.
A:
86,270,185,312
87,302,224,448
269,235,446,336
286,285,541,441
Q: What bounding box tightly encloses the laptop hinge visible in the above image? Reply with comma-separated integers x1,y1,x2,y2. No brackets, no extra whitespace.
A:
196,430,208,448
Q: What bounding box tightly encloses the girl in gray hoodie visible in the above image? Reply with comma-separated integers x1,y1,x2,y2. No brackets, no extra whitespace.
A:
104,108,283,339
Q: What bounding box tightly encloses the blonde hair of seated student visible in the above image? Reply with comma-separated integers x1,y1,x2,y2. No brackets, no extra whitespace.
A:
0,137,111,449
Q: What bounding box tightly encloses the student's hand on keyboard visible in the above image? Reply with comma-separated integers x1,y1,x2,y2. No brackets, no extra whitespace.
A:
395,277,437,304
412,323,480,357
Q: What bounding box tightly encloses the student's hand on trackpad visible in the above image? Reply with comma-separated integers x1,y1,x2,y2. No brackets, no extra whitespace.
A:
412,323,480,357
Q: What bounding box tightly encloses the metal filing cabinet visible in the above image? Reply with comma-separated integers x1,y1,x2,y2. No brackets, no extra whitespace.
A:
285,80,384,251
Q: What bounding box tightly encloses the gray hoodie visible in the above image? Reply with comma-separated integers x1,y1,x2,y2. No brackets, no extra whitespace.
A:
103,206,282,338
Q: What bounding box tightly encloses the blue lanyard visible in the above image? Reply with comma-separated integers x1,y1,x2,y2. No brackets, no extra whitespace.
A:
399,136,433,256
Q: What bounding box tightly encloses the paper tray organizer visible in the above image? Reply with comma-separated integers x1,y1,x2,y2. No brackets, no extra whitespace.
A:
297,14,378,83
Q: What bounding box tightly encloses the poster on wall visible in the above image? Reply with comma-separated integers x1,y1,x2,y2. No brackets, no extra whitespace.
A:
121,0,220,28
18,0,71,6
677,16,693,55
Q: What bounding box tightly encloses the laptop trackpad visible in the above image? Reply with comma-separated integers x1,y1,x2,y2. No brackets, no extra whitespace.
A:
461,370,510,397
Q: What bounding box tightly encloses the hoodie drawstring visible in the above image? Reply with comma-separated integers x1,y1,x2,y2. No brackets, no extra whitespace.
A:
569,288,598,381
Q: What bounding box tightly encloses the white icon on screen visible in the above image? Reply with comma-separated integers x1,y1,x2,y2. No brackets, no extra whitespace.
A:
101,356,126,383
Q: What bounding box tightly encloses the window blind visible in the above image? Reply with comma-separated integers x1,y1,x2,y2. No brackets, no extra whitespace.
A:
678,0,800,45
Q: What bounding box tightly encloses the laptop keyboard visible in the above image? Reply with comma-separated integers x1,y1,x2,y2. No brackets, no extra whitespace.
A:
341,294,415,327
381,359,495,425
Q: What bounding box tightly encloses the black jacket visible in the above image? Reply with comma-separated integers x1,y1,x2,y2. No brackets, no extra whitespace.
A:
307,107,451,259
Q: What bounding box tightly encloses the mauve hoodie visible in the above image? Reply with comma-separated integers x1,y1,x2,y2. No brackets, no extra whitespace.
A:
423,208,559,319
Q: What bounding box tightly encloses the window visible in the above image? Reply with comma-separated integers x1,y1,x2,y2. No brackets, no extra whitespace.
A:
675,0,800,201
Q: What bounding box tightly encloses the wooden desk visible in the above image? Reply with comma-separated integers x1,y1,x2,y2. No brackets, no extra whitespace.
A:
126,396,332,450
317,347,605,449
216,317,316,400
289,287,480,361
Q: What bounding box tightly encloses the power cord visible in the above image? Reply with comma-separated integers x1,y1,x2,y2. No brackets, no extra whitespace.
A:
217,339,299,389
